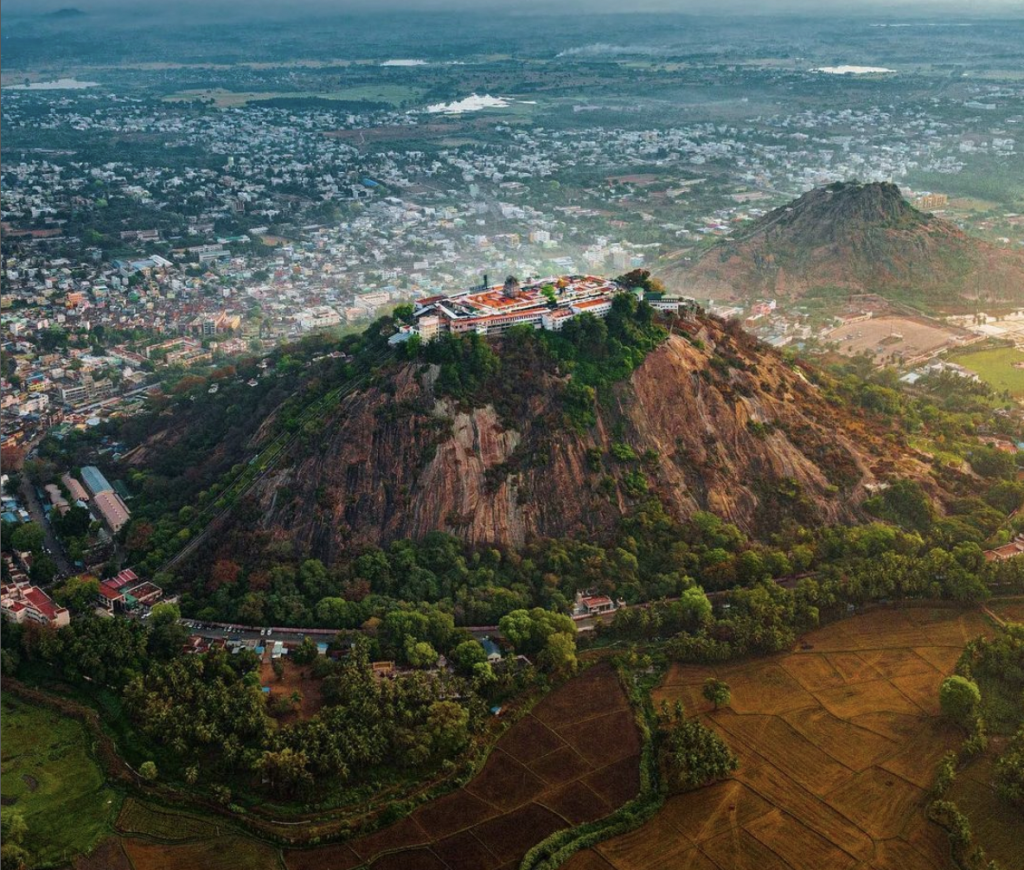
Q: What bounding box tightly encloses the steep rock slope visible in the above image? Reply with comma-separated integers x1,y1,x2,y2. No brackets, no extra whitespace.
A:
674,181,1024,306
249,321,928,559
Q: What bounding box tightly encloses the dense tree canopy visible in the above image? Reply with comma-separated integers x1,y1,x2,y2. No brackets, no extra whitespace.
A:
660,705,738,791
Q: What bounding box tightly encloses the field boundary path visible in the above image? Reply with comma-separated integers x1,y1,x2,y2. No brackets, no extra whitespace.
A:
567,606,999,870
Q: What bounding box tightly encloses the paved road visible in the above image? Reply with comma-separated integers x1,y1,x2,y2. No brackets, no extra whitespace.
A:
180,621,507,646
176,616,615,647
18,474,74,578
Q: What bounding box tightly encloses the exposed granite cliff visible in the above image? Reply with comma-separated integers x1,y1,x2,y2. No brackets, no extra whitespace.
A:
249,320,928,560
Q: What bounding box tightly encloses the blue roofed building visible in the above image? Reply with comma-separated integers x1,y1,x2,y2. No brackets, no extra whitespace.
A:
480,637,503,662
80,465,113,496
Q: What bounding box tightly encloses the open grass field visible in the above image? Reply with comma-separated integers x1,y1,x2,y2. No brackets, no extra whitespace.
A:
946,345,1024,397
0,694,122,868
567,606,998,870
822,315,971,365
279,663,640,870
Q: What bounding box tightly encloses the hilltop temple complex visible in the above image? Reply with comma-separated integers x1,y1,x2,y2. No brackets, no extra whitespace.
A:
393,274,695,342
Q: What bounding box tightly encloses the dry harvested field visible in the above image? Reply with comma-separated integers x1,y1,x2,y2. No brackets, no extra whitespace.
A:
73,838,134,870
116,798,225,841
111,799,283,870
571,606,995,870
822,315,972,365
123,836,283,870
987,596,1024,624
281,663,641,870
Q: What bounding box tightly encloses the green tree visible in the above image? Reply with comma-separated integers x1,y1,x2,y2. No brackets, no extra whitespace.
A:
538,631,578,675
970,446,1016,480
53,505,92,539
315,597,360,629
498,608,575,657
425,700,470,757
452,640,488,674
0,808,29,870
406,640,438,668
940,675,981,729
292,636,319,665
702,678,731,710
995,726,1024,806
864,479,935,533
29,554,57,586
257,747,312,795
10,523,44,554
139,760,158,781
663,713,738,791
148,602,188,660
53,575,100,611
0,810,27,846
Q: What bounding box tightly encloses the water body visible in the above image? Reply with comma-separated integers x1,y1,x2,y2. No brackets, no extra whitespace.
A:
6,78,99,90
425,93,511,114
812,66,896,75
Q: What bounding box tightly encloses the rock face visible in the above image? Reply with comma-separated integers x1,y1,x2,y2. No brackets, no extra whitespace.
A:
673,182,1024,306
250,321,928,559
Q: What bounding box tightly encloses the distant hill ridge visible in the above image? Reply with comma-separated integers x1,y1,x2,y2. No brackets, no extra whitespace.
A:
675,181,1024,308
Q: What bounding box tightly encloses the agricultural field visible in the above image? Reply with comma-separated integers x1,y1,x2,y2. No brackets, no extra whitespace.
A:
946,345,1024,398
0,695,122,868
116,797,226,841
283,662,641,870
97,797,284,870
567,606,998,870
986,597,1024,624
122,834,284,870
59,664,638,870
822,315,972,365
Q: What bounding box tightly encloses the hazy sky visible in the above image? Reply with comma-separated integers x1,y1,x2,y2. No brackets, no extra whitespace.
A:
7,0,1024,13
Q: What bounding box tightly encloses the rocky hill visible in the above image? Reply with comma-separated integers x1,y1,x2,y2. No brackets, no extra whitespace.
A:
673,182,1024,307
238,317,931,561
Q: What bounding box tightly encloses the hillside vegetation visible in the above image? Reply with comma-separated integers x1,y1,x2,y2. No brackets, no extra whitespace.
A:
675,182,1024,309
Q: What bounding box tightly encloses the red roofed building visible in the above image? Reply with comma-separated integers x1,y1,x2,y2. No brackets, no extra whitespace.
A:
412,274,625,340
573,590,620,617
985,537,1024,562
1,583,70,627
92,490,131,533
96,581,125,612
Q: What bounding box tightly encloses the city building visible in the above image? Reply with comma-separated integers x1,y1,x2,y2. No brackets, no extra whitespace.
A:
62,473,89,502
1,582,70,627
410,274,625,339
80,465,114,497
572,590,622,618
93,490,131,533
